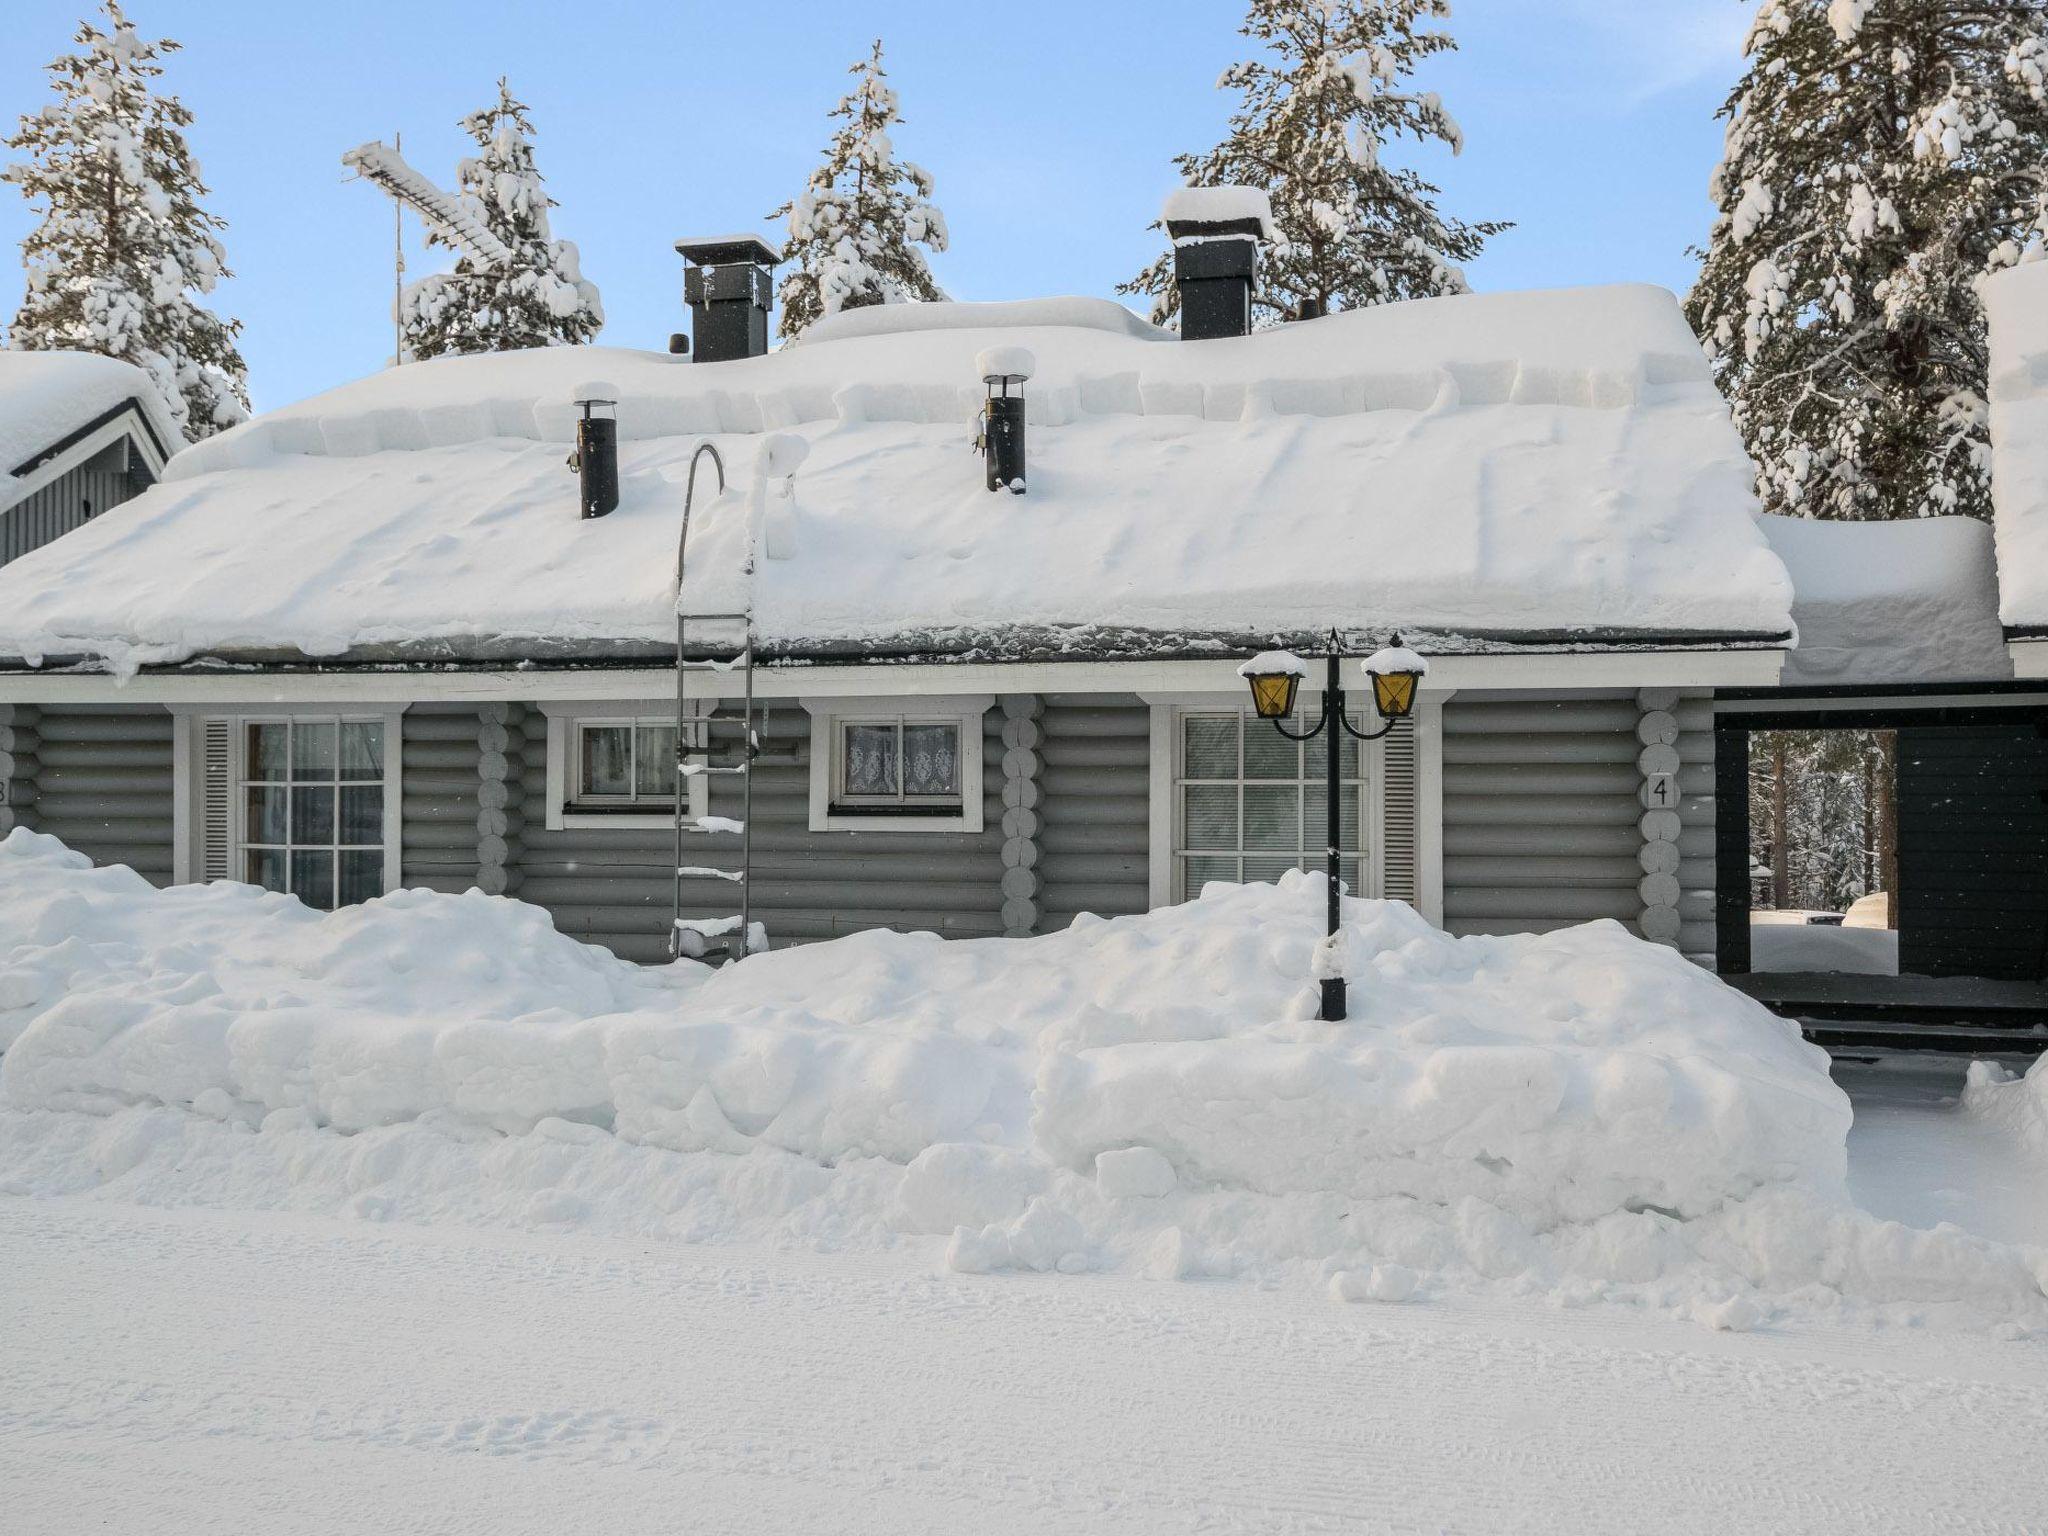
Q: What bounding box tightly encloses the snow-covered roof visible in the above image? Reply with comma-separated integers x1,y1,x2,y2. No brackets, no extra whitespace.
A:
1983,261,2048,632
1759,514,2011,685
0,283,1795,673
0,349,177,483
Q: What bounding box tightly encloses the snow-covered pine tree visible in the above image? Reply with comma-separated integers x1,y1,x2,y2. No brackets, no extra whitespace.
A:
1122,0,1505,326
4,2,247,441
1688,1,2048,522
771,40,948,340
401,79,603,361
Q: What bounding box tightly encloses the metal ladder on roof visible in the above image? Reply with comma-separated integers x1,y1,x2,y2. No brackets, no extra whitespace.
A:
669,443,761,964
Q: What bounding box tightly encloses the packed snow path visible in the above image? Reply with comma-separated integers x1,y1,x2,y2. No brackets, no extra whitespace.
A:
4,1196,2045,1535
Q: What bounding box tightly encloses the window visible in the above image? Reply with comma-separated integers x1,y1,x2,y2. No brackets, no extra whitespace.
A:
803,696,991,832
573,720,681,807
239,717,389,910
541,706,707,831
834,718,964,813
1175,706,1368,901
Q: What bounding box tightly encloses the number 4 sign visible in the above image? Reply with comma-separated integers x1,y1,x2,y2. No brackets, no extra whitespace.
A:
1641,772,1678,810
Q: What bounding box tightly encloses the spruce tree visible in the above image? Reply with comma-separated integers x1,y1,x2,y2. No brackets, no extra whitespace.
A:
1688,1,2048,522
401,78,604,361
1122,0,1506,326
772,41,949,340
4,1,247,441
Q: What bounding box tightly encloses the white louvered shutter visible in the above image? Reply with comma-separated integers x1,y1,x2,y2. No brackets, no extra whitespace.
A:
1378,723,1420,905
198,717,236,881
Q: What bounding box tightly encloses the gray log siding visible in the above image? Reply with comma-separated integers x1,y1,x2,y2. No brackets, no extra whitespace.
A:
400,705,484,895
13,703,174,884
510,702,1008,963
1,442,148,568
1672,692,1718,963
998,695,1045,936
1439,692,1648,938
0,704,37,836
1032,693,1152,930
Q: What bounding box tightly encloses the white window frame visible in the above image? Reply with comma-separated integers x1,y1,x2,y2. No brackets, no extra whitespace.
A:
540,701,708,832
802,695,991,832
172,706,405,897
1143,691,1445,923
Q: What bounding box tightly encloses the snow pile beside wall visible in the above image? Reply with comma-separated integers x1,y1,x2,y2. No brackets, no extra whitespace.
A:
3,828,2040,1328
1964,1057,2048,1159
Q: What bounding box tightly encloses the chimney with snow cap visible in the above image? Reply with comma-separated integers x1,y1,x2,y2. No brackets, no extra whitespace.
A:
570,381,619,519
675,235,780,362
1163,185,1274,341
976,346,1032,494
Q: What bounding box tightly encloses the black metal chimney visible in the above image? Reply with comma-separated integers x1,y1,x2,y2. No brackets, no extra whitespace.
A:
1162,187,1273,341
571,384,619,518
976,347,1033,494
674,235,780,362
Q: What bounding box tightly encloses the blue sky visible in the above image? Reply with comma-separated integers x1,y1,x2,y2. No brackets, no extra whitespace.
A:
3,0,1750,412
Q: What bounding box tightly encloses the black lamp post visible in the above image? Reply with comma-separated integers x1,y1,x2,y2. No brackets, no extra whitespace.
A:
1238,629,1429,1022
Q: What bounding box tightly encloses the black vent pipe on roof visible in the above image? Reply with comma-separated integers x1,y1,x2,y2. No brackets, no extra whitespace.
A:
571,384,619,519
976,347,1033,494
675,235,781,362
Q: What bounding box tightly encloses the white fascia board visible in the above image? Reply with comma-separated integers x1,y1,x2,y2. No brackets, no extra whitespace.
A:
2009,639,2048,680
2,410,166,511
0,647,1789,707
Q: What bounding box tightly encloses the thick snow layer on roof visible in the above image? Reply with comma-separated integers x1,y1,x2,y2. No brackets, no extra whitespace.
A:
1759,514,2012,685
1984,261,2048,629
0,284,1794,670
0,348,175,479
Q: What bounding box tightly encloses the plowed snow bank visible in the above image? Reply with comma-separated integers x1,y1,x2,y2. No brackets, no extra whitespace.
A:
3,829,2042,1329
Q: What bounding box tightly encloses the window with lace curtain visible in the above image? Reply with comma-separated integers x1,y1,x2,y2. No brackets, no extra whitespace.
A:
803,696,990,833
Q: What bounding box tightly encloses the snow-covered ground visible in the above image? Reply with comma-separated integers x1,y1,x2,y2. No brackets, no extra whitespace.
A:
1750,918,1901,975
6,1189,2046,1536
4,828,2048,1529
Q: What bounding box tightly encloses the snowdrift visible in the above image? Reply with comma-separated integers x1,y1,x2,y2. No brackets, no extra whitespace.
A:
3,829,2042,1329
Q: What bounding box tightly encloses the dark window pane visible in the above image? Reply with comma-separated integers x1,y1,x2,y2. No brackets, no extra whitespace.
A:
1243,785,1300,852
246,722,287,780
1182,715,1237,778
1242,718,1298,779
636,725,678,798
244,785,288,845
245,847,286,893
1182,854,1240,892
338,785,383,845
1340,719,1365,779
1182,785,1237,849
1303,786,1364,853
841,723,898,799
902,723,961,798
1340,857,1362,894
339,721,383,781
1243,855,1299,885
581,726,631,796
338,849,383,906
290,850,334,911
292,785,335,844
292,721,337,782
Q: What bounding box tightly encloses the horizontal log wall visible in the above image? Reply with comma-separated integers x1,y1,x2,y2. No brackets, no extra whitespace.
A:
1033,693,1151,931
1439,692,1645,939
19,703,174,884
511,701,1007,963
401,704,483,895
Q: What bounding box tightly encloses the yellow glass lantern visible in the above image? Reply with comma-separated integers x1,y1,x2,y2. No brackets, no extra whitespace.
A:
1362,642,1428,721
1237,651,1308,720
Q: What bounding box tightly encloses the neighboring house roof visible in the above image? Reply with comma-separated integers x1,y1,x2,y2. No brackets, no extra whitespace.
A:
1985,261,2048,636
0,284,1794,675
1759,514,2012,686
0,349,178,513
